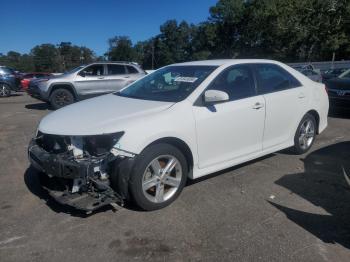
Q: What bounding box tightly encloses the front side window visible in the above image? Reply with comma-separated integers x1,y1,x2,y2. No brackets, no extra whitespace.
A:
255,64,301,94
108,64,126,75
117,65,217,102
80,64,104,76
207,65,256,101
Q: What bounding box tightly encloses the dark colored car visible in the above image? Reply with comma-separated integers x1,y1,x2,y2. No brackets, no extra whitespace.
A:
0,66,21,97
21,72,52,90
322,68,348,82
325,69,350,109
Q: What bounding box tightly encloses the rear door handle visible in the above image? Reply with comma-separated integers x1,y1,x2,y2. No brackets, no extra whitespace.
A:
298,93,306,98
252,102,264,110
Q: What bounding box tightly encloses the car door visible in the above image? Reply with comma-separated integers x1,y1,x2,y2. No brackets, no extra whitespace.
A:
74,64,108,98
254,63,308,150
104,64,134,92
193,65,265,169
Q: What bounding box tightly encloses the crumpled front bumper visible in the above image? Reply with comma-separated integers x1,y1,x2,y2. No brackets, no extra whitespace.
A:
28,139,126,212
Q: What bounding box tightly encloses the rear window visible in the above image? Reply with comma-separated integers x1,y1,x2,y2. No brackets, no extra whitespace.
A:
0,67,14,75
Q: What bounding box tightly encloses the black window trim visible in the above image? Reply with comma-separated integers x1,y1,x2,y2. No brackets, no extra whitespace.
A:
125,65,139,74
105,63,128,76
78,64,105,77
194,64,258,106
252,63,302,95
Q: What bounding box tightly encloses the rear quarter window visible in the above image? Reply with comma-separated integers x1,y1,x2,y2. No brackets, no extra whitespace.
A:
255,64,301,94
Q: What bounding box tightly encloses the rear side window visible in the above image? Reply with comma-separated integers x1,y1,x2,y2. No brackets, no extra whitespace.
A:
208,65,256,101
108,64,126,75
126,66,139,74
255,64,301,94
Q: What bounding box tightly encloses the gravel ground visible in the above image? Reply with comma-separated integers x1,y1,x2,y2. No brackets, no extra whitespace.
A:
0,93,349,262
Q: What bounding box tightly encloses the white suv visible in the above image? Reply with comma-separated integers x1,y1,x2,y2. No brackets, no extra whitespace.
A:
28,59,329,212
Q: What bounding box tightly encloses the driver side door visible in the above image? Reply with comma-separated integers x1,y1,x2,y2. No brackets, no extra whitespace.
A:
74,64,109,98
193,65,265,169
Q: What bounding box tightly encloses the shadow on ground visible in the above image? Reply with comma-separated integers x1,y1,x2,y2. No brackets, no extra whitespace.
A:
25,102,51,110
270,141,350,249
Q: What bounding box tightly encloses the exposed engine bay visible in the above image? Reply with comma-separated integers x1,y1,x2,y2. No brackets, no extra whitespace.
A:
28,131,135,213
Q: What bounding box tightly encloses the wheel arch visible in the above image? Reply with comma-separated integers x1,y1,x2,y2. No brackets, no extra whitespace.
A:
49,83,78,100
145,137,194,176
306,109,320,134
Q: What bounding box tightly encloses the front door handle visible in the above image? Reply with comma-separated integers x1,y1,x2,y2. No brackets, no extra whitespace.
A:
298,93,306,99
98,77,105,79
252,102,264,110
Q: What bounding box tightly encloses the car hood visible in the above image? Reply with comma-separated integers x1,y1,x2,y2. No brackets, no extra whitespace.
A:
39,94,174,136
326,78,350,90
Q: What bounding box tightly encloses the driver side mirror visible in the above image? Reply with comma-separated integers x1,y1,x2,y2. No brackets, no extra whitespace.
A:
79,71,86,77
204,90,229,104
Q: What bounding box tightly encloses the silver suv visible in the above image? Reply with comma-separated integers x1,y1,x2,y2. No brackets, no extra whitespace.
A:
27,62,146,109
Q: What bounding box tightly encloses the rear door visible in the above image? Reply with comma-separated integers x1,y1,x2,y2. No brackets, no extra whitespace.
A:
104,64,134,92
254,63,308,150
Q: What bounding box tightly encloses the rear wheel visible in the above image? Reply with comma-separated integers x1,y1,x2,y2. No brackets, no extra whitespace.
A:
129,143,188,211
293,113,316,154
0,84,11,97
49,88,75,109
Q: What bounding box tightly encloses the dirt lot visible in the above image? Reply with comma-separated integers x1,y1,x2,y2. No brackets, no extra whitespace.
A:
0,93,349,262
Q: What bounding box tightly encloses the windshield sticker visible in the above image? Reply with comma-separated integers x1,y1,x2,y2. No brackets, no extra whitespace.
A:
174,76,198,83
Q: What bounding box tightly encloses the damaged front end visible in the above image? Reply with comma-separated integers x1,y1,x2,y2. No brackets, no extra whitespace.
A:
28,131,135,213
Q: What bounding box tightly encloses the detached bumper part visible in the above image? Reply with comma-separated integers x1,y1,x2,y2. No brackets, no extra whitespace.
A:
28,139,128,212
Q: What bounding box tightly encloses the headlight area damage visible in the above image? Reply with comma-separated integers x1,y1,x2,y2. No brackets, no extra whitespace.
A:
28,131,135,213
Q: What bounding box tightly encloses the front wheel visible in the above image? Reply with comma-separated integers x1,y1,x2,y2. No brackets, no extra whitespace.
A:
293,113,316,154
49,88,75,110
0,84,11,97
129,143,188,211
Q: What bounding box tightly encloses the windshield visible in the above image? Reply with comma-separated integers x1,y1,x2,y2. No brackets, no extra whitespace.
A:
339,69,350,79
65,65,85,75
116,65,217,102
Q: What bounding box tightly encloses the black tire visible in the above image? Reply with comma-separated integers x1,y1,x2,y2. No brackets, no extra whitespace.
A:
129,143,188,211
49,88,75,110
0,83,11,97
293,113,317,155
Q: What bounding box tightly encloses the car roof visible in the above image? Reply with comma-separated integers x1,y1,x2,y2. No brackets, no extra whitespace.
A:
90,61,140,66
173,59,281,67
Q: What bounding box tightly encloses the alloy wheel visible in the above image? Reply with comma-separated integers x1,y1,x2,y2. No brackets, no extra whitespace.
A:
54,91,73,106
298,119,315,150
0,84,10,97
142,155,183,203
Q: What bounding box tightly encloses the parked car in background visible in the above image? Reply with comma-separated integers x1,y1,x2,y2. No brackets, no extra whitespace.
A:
21,72,52,90
28,59,329,212
27,62,146,109
325,69,350,109
0,66,21,97
300,69,322,82
322,68,348,82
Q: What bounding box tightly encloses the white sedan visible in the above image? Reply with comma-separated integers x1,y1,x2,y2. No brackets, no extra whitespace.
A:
28,59,329,212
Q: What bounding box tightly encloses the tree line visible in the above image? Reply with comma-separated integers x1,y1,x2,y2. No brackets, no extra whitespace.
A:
1,0,349,72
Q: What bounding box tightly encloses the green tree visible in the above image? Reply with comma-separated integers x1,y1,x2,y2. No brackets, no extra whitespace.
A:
31,44,62,72
107,36,135,61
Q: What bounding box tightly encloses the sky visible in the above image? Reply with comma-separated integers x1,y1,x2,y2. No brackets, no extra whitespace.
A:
0,0,218,56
